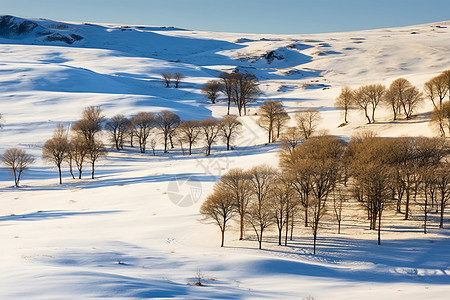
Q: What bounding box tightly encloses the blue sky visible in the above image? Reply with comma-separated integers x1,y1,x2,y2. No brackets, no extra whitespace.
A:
2,0,450,34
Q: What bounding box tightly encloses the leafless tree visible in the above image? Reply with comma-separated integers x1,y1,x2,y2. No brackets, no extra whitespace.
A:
424,73,448,110
105,114,130,150
200,118,221,156
257,100,289,143
333,187,347,234
220,115,242,150
270,176,295,245
385,78,423,120
2,148,34,187
295,109,321,140
178,120,201,155
219,72,240,115
162,72,172,88
425,74,448,136
155,111,181,153
217,168,252,240
42,124,70,184
173,72,183,88
335,86,355,123
353,84,385,123
443,70,450,101
71,106,104,145
200,188,235,247
349,136,395,245
132,112,156,153
247,165,278,249
201,80,222,104
87,140,107,179
149,136,157,156
235,72,260,116
280,126,303,153
70,133,90,179
435,162,450,228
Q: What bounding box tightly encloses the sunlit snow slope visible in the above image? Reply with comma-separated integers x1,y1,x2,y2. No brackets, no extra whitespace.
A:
1,15,450,299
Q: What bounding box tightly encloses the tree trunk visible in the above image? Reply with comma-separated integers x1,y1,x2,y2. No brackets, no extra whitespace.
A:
58,164,62,184
377,210,382,245
239,214,244,240
221,230,225,247
313,231,317,254
404,184,410,220
440,197,445,228
226,136,231,151
338,219,341,234
424,196,428,234
364,109,371,124
258,229,263,249
91,162,95,179
285,211,289,246
278,226,282,246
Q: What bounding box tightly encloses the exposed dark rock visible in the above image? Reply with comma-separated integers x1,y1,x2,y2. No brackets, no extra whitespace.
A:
0,15,38,37
264,50,284,64
44,33,83,44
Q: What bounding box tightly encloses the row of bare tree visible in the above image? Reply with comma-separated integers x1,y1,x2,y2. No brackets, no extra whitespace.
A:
335,71,450,129
106,111,242,156
201,134,450,253
201,71,260,116
43,106,107,184
256,100,321,144
426,70,450,136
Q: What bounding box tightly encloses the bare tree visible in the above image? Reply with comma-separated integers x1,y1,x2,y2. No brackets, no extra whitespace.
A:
173,72,183,88
71,106,104,145
156,111,181,153
257,100,289,143
435,162,450,228
425,74,448,136
385,78,423,120
353,84,385,123
295,109,321,140
335,86,354,123
149,136,157,156
333,187,347,234
200,118,221,156
42,124,70,184
280,126,303,153
201,80,222,104
2,148,34,187
105,114,130,150
70,134,89,179
424,73,448,110
178,120,201,155
87,140,107,179
219,72,240,115
270,176,294,245
220,115,242,150
132,112,156,153
247,165,278,249
350,136,395,245
443,70,450,101
162,72,172,88
200,189,235,247
236,72,260,116
218,168,252,240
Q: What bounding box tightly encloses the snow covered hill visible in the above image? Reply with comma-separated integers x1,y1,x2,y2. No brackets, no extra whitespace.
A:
1,15,450,299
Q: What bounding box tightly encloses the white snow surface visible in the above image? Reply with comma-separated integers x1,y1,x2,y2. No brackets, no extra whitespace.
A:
1,15,450,299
